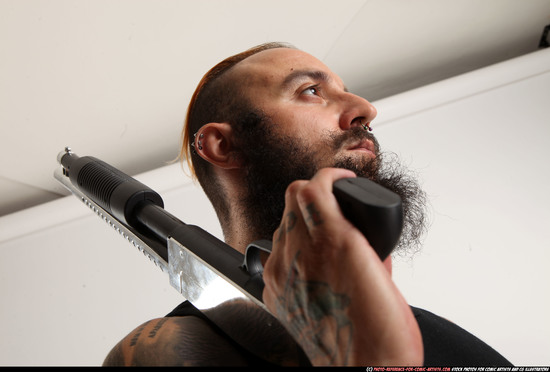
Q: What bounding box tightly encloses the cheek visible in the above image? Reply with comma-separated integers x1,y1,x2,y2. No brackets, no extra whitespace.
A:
279,112,331,140
309,135,344,168
263,104,341,153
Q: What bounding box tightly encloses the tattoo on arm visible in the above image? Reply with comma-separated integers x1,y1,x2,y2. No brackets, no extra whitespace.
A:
127,318,168,348
104,318,172,366
275,252,353,364
129,324,146,347
273,203,351,363
147,317,168,339
104,316,251,366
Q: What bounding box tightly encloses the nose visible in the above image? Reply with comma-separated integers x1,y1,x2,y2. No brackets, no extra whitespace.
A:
338,92,377,131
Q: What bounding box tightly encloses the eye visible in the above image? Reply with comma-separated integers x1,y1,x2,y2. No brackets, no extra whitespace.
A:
301,84,321,96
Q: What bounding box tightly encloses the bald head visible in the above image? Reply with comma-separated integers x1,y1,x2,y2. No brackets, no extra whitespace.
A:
228,48,347,111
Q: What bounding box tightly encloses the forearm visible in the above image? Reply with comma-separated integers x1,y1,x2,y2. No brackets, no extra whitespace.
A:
262,168,423,366
267,246,423,366
345,266,424,366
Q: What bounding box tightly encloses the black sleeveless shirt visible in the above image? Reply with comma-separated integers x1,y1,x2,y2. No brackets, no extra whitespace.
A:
167,301,512,366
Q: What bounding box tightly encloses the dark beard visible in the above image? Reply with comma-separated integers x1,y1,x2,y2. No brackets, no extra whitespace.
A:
234,113,427,256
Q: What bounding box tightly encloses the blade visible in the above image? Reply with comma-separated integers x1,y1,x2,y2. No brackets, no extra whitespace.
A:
54,151,280,363
168,237,265,310
54,168,168,273
54,167,268,313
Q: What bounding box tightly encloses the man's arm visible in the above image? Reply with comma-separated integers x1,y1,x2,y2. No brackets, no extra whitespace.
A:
102,317,250,366
262,168,424,366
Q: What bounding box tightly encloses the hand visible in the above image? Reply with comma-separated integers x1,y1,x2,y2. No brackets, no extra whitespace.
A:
262,168,423,366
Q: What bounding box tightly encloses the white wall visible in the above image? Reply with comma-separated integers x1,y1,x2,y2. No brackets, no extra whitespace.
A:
378,48,550,366
1,49,549,366
0,166,219,366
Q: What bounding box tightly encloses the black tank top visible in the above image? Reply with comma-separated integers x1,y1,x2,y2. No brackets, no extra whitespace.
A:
167,301,512,366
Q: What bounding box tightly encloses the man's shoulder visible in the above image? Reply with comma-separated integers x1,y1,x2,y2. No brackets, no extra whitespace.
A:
103,300,308,366
102,315,250,366
411,306,512,366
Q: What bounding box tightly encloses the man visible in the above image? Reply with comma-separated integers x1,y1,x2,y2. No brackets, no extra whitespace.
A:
103,42,511,366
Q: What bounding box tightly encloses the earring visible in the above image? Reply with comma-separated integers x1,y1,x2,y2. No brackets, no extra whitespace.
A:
198,133,204,150
191,132,204,153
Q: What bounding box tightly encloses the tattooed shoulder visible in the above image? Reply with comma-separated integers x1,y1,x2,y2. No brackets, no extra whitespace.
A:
102,316,249,366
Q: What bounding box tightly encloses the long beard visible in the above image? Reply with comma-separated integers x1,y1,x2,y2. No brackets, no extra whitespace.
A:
235,115,427,256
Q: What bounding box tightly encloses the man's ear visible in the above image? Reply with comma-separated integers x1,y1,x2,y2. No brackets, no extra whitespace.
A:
194,122,243,169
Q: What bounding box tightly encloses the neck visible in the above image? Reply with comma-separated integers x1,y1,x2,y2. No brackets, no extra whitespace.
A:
216,169,261,255
223,201,266,255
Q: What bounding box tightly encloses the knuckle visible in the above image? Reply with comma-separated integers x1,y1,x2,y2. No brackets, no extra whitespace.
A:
262,254,281,289
285,179,306,195
296,181,322,204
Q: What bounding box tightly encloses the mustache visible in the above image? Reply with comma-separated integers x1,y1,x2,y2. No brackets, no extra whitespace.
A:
329,126,380,154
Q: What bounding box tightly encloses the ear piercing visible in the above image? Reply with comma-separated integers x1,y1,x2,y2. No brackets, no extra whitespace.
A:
197,133,203,150
191,132,204,152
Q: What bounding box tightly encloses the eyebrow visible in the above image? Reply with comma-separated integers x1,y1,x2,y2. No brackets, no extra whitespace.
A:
281,69,349,92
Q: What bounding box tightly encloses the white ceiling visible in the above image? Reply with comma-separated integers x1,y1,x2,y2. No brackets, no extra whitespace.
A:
1,0,549,217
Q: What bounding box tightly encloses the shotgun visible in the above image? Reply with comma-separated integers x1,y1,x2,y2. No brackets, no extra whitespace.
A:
54,146,403,329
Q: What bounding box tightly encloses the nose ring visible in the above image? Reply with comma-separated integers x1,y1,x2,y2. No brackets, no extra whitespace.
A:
362,122,372,131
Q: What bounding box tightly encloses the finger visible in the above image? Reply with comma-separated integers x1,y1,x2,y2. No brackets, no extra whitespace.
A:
295,168,357,235
264,180,308,287
273,180,307,243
